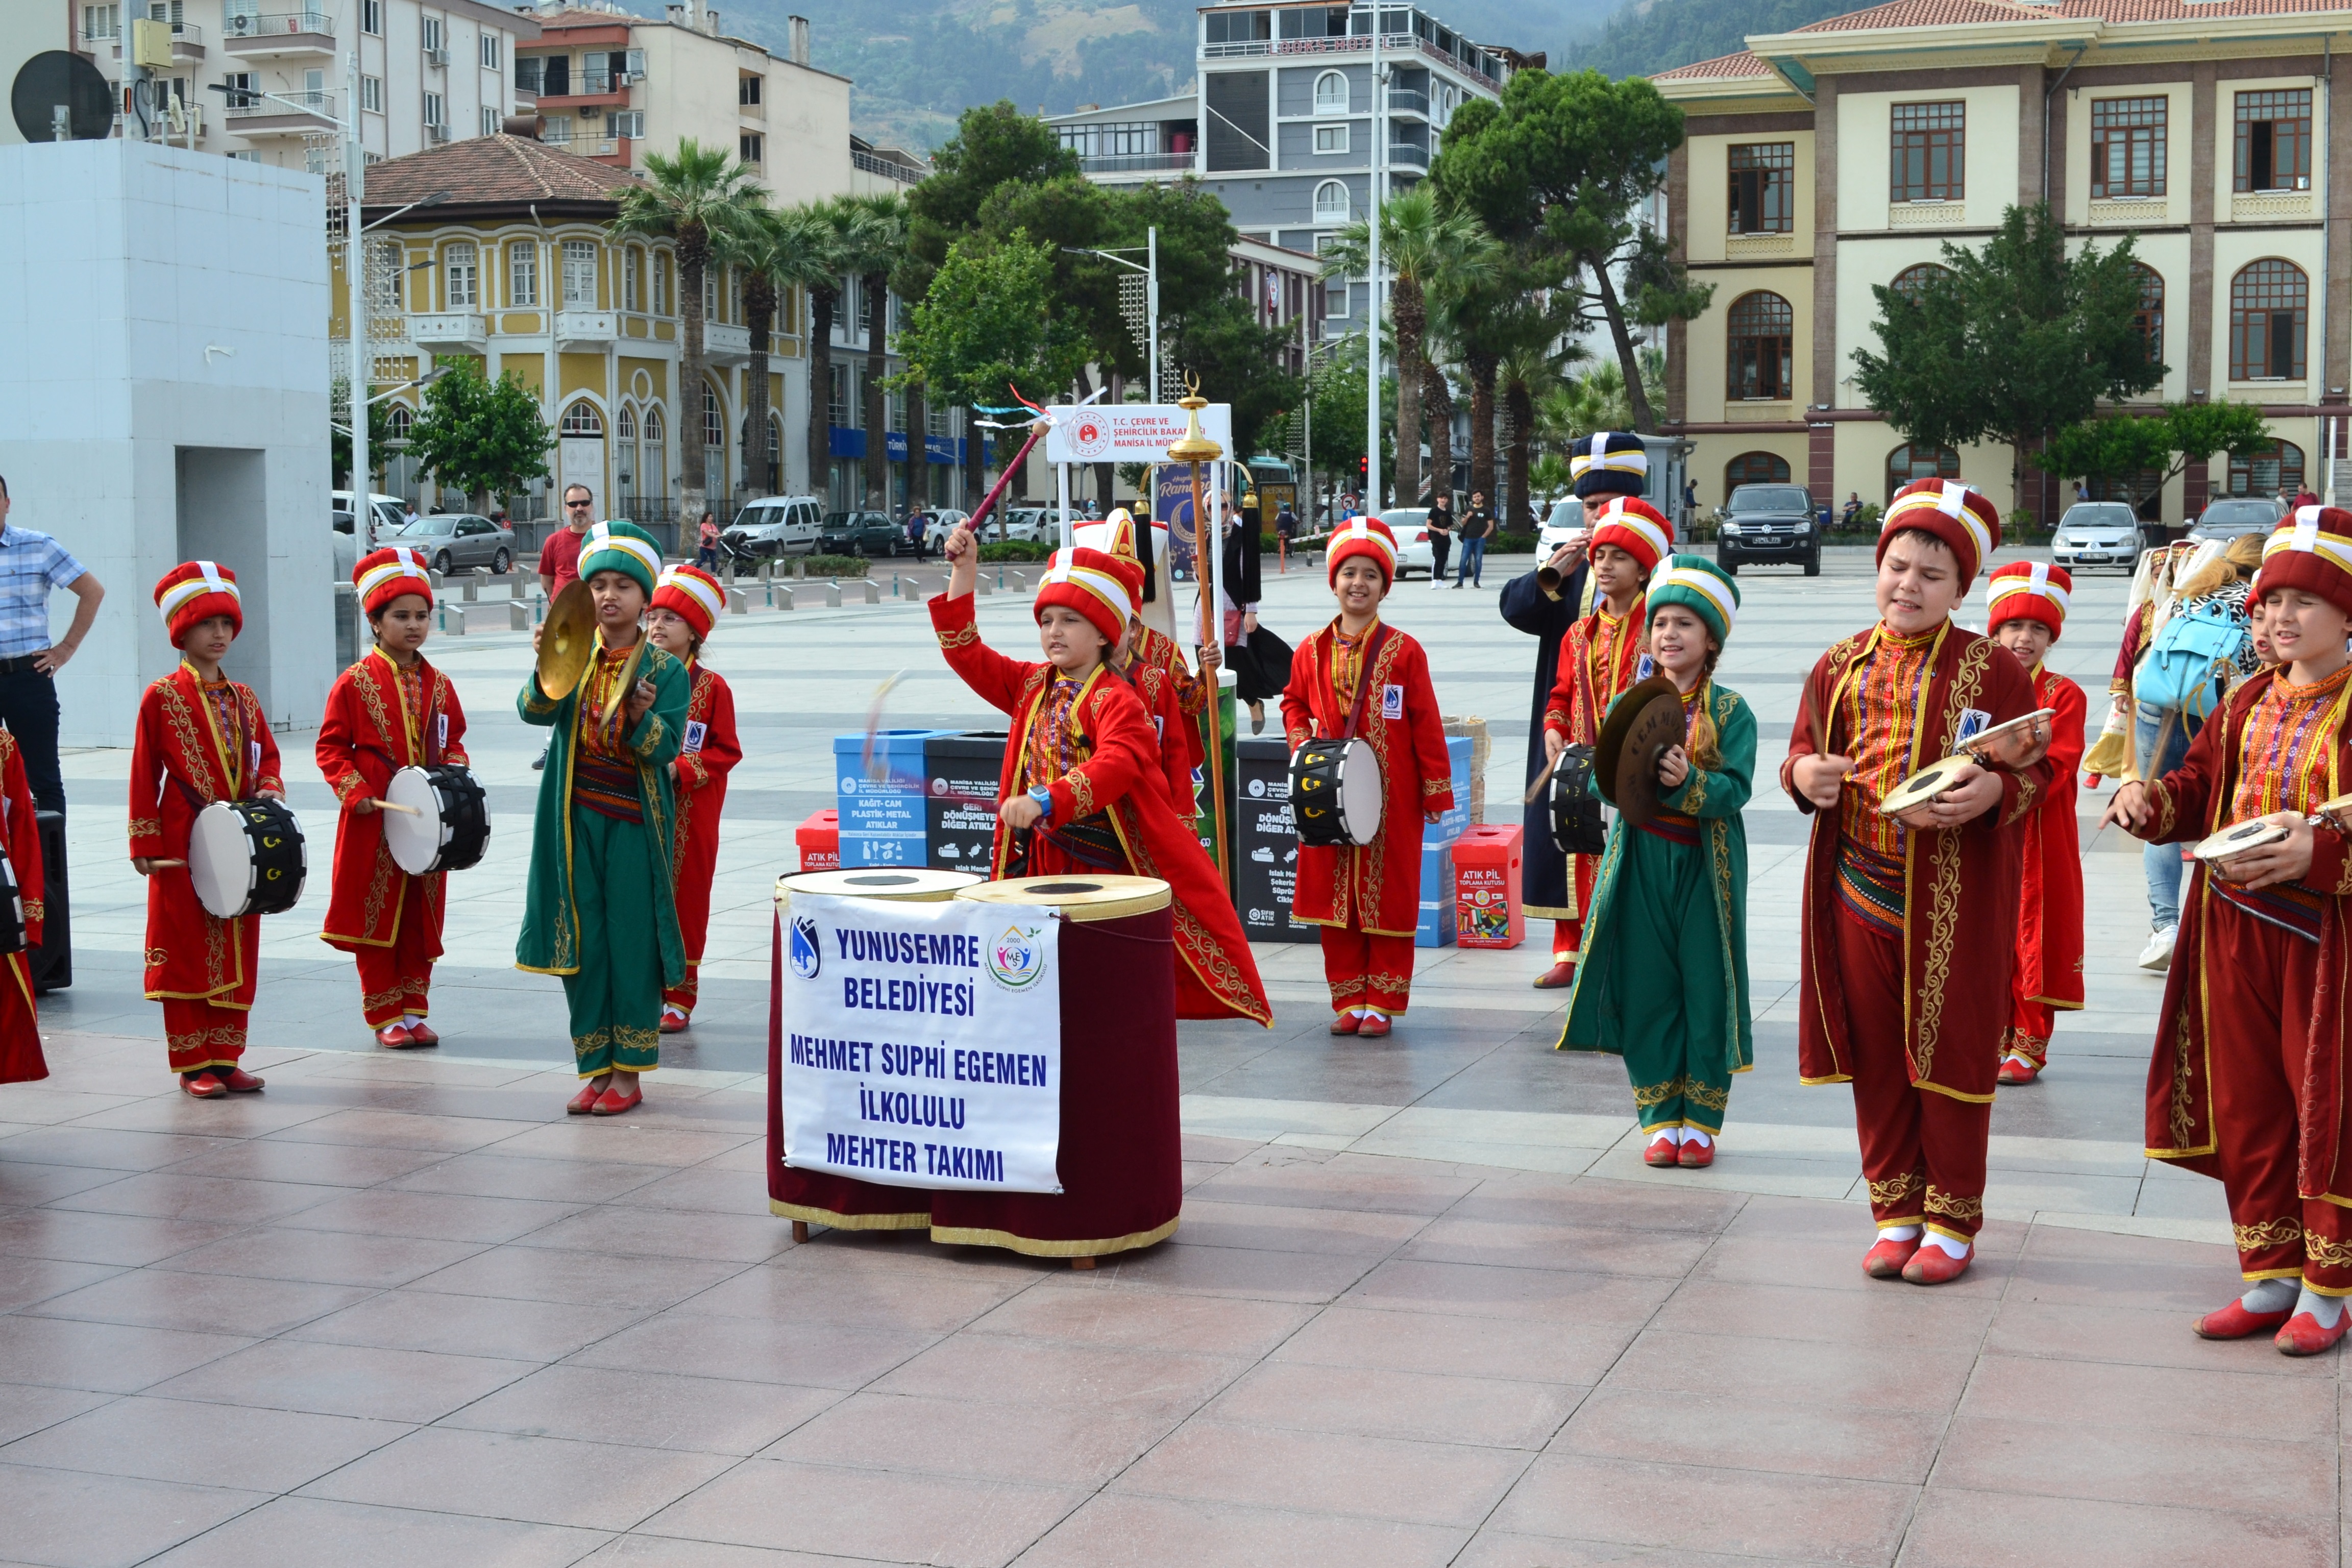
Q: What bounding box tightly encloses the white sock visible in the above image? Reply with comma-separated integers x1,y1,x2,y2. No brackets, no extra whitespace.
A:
1877,1224,1921,1242
1683,1129,1712,1149
664,1006,687,1021
2294,1286,2347,1326
1648,1127,1683,1146
2242,1278,2299,1313
403,1013,423,1027
2003,1052,2034,1069
1921,1231,1971,1259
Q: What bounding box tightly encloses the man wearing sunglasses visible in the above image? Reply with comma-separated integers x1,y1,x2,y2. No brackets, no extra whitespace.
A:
532,484,598,770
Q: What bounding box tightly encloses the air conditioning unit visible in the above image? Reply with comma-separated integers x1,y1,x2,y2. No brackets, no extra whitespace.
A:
424,45,448,65
427,122,450,142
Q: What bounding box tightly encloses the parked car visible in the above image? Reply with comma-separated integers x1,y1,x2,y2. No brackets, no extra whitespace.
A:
2188,496,2286,543
387,512,517,575
1538,499,1587,563
922,509,973,552
724,496,823,560
332,490,407,548
819,510,917,557
2050,501,2142,572
1379,508,1438,578
995,506,1083,543
1716,483,1820,576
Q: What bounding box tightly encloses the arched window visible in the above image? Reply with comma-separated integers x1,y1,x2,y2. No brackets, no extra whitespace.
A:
769,412,786,493
2228,438,2305,497
644,407,664,444
1885,443,1962,500
1724,452,1790,489
559,400,603,437
385,403,412,440
642,406,667,503
703,384,724,452
616,406,638,496
2231,259,2308,379
1313,179,1350,222
2131,262,2165,365
1314,71,1348,114
1889,262,1952,304
617,406,637,442
1725,290,1793,401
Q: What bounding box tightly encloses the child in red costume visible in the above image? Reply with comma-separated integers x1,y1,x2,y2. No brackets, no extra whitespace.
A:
1782,481,2056,1285
1091,518,1203,824
2108,507,2352,1356
645,562,741,1033
316,547,470,1048
930,528,1270,1024
131,562,286,1097
1282,517,1455,1038
1981,561,2086,1085
0,731,47,1085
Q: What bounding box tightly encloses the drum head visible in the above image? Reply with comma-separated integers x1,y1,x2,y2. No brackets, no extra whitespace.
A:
1594,675,1685,826
1336,738,1384,846
1877,752,1977,817
2194,819,2290,862
956,873,1171,922
384,767,440,875
777,867,982,908
189,802,253,918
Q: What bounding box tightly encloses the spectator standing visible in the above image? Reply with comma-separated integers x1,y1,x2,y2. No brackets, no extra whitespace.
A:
908,507,931,558
1425,493,1455,589
2295,485,2321,510
695,511,720,570
403,501,420,530
1681,479,1698,530
1275,501,1298,555
1454,491,1493,589
532,485,597,771
0,475,104,814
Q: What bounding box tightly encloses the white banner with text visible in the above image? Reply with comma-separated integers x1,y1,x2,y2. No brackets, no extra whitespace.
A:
1044,403,1232,464
778,892,1063,1193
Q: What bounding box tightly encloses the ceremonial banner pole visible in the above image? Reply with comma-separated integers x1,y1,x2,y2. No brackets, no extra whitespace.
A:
1169,384,1229,884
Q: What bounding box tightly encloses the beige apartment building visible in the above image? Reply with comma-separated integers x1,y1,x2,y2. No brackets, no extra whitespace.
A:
1655,0,2352,525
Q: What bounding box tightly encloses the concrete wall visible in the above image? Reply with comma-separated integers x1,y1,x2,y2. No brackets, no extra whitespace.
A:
0,138,331,747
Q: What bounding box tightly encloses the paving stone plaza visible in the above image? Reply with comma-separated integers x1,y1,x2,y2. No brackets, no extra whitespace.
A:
0,548,2320,1568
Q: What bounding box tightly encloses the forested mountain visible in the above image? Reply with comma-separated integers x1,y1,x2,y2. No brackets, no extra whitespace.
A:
1561,0,1858,81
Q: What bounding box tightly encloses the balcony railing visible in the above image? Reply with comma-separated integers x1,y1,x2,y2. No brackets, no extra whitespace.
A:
538,66,636,97
224,88,335,119
1077,151,1191,175
1387,86,1428,116
223,9,331,38
1202,32,1497,89
851,148,924,183
1387,141,1429,169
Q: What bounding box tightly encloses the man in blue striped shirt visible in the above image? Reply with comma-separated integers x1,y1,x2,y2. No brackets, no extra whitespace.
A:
0,476,106,812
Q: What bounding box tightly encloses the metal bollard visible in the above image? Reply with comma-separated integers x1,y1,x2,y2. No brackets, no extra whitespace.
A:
824,578,842,608
772,585,794,611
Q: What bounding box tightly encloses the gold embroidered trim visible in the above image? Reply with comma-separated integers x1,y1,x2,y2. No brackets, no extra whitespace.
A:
2303,1231,2352,1269
127,818,160,840
1421,776,1450,797
1924,1186,1983,1222
1868,1171,1923,1206
1631,1073,1730,1112
938,623,980,651
2233,1216,2304,1252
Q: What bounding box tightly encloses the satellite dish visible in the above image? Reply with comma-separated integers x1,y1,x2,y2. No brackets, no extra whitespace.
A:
12,51,114,144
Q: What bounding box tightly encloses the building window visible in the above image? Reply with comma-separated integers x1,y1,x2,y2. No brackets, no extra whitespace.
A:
444,242,477,309
481,106,498,136
1313,123,1348,154
611,110,643,139
703,384,724,451
81,5,118,40
560,400,603,437
360,0,380,34
515,56,541,95
1889,262,1952,304
1312,178,1350,222
624,249,640,312
2230,258,2308,379
1727,142,1794,234
562,239,597,307
704,269,719,323
371,240,402,309
421,15,442,54
740,132,763,163
423,91,444,128
2229,438,2305,497
479,32,500,68
1886,443,1962,500
653,254,668,316
1725,290,1793,401
2237,89,2313,192
828,364,849,427
1725,452,1791,490
2091,96,2166,199
2130,262,2164,364
1890,101,1964,202
739,72,762,105
618,406,636,442
1204,7,1271,43
1313,70,1348,113
360,74,382,113
386,403,412,440
507,240,537,306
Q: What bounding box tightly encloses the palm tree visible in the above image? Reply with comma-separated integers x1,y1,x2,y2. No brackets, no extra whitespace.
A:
1502,330,1584,530
1322,188,1497,507
838,194,910,512
801,197,888,510
609,139,760,526
713,204,832,500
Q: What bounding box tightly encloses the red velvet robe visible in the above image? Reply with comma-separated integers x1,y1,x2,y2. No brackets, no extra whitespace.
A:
1119,649,1198,825
668,661,742,964
1779,622,2054,1101
2139,670,2352,1191
1281,618,1456,937
0,734,47,1084
128,664,286,1007
2015,664,2087,1013
315,649,469,951
931,593,1270,1025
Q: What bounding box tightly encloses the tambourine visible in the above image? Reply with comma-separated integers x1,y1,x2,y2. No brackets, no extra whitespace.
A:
1876,753,1978,817
2192,819,2291,863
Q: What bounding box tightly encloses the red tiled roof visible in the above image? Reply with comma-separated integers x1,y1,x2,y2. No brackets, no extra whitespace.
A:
362,134,638,212
1789,0,2352,29
2059,0,2352,17
1650,50,1779,80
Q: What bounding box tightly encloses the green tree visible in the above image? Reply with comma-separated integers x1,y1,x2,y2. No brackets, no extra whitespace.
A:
1305,334,1392,502
841,193,910,509
2035,401,2273,513
609,139,761,520
405,359,551,512
900,101,1079,301
1168,292,1304,466
799,197,889,506
1853,204,2166,510
713,203,833,499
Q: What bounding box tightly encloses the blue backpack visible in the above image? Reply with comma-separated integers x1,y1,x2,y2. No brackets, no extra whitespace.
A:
2138,599,2245,720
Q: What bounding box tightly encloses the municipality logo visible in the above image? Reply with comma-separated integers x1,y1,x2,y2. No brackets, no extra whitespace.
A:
787,915,822,979
987,923,1047,990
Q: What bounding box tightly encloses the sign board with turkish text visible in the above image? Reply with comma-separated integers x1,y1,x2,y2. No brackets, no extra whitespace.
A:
1044,403,1232,465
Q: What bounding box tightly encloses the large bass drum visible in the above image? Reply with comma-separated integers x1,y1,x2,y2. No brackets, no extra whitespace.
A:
1288,737,1384,847
384,765,490,875
189,798,307,918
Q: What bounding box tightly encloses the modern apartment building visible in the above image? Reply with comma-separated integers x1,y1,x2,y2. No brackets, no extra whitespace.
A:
1655,0,2352,524
71,0,536,169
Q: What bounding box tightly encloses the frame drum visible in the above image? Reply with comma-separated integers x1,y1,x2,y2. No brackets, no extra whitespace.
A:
1289,738,1384,847
384,765,490,876
189,799,307,919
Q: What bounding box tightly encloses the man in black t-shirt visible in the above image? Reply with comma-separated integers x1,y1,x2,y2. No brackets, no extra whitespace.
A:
1425,493,1454,587
1454,492,1492,589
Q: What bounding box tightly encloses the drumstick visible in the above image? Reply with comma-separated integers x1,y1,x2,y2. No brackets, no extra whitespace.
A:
145,859,186,868
860,670,908,782
1523,750,1562,806
373,800,423,816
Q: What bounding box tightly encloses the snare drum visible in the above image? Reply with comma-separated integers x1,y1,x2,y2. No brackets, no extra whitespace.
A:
384,765,489,875
1289,737,1384,847
1549,744,1606,857
189,798,307,919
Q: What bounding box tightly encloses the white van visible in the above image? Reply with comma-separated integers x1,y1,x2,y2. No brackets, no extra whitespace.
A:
725,496,824,559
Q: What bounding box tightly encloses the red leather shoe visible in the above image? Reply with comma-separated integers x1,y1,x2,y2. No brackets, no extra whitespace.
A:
567,1081,604,1115
1902,1241,1974,1285
1863,1234,1921,1279
181,1071,227,1099
591,1083,643,1116
2194,1298,2294,1340
659,1012,689,1035
1644,1137,1680,1167
1355,1014,1391,1038
217,1068,265,1093
1678,1138,1715,1168
405,1021,438,1046
1532,961,1575,990
374,1023,416,1049
2276,1310,2351,1356
1329,1013,1361,1036
1996,1055,2040,1086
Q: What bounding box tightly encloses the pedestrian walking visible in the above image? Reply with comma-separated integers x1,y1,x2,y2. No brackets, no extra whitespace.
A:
0,474,106,813
1454,492,1492,589
695,510,720,570
1425,492,1454,588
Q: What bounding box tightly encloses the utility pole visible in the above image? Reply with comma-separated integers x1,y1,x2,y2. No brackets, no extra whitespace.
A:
1147,225,1160,404
345,45,371,545
1365,20,1384,516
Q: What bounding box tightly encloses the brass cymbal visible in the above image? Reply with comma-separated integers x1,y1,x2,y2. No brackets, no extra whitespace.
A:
536,580,597,701
1594,674,1684,827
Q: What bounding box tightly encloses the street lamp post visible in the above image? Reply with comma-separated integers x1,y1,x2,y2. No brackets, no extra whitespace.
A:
1365,17,1384,517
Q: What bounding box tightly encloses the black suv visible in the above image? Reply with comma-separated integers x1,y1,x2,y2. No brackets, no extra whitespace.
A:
1716,483,1820,576
818,510,915,557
